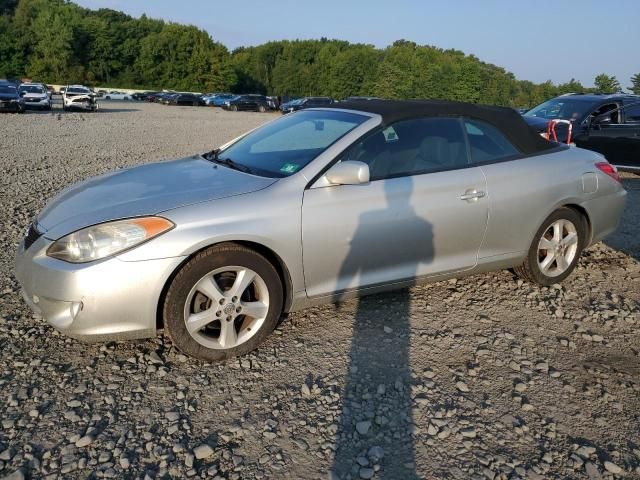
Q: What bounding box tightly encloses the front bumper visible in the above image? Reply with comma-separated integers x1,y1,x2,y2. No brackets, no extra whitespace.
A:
0,101,23,112
15,235,185,342
64,99,98,111
23,97,50,108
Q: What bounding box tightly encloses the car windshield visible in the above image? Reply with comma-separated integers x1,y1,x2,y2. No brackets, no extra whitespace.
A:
216,109,368,177
524,98,594,121
19,85,45,94
0,86,17,94
68,88,89,94
288,99,303,105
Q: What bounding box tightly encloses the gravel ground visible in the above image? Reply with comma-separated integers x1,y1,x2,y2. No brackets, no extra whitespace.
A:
0,101,639,480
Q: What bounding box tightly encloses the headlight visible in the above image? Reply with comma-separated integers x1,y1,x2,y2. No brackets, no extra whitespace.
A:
47,217,174,263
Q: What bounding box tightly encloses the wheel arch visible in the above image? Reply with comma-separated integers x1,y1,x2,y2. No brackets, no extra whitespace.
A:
156,240,294,330
562,203,593,246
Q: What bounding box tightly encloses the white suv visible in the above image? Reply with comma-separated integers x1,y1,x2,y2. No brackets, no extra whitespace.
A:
62,85,98,112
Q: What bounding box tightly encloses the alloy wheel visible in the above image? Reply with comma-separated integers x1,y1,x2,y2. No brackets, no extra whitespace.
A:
537,219,579,277
183,266,269,349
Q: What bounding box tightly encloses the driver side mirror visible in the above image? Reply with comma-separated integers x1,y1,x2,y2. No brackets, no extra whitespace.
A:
325,161,370,185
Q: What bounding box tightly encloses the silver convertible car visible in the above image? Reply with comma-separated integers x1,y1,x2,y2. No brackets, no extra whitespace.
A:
15,100,626,361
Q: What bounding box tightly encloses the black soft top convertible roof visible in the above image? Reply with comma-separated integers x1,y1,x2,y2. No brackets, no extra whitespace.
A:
328,99,555,155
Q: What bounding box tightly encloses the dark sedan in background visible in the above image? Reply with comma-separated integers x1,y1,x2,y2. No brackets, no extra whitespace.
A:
523,93,640,171
168,93,203,106
280,96,333,113
0,83,25,113
222,94,269,112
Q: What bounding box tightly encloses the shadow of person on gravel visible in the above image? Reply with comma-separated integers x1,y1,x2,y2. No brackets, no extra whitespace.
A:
331,177,433,479
604,175,640,262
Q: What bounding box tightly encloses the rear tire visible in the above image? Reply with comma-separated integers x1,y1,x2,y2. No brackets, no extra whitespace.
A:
163,243,283,362
514,207,585,286
258,105,266,113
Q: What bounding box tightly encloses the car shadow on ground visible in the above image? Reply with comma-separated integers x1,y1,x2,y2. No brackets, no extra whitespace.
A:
604,175,639,262
330,177,431,479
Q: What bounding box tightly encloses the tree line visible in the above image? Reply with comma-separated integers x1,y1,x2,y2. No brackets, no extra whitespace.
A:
1,0,639,107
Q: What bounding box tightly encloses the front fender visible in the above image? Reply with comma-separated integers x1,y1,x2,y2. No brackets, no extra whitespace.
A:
116,185,306,297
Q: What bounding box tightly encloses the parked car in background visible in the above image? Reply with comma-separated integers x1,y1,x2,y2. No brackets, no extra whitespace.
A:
169,93,202,106
15,100,626,361
0,83,25,113
222,94,269,112
0,78,21,87
103,90,131,100
132,91,160,101
62,85,98,112
280,96,333,113
266,96,279,110
203,93,236,107
160,93,179,105
18,83,52,110
523,93,640,171
146,92,166,102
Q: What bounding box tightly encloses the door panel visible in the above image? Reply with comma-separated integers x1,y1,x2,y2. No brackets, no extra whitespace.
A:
575,124,640,167
302,168,488,298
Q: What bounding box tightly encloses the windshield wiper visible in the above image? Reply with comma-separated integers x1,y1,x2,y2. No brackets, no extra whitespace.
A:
204,150,253,174
217,157,253,174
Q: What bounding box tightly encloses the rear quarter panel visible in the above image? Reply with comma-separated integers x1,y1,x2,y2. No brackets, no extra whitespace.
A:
478,147,604,260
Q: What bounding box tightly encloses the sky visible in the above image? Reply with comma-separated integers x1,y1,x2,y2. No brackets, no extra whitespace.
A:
73,0,640,88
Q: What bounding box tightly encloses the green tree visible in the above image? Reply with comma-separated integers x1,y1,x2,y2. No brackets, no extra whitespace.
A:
0,0,601,103
26,9,73,82
629,73,640,95
594,73,621,93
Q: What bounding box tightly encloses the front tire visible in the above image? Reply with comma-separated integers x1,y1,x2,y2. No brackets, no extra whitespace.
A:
258,105,266,113
231,105,238,112
163,243,283,361
514,207,585,286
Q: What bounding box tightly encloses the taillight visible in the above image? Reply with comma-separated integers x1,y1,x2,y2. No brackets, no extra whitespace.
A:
595,161,621,183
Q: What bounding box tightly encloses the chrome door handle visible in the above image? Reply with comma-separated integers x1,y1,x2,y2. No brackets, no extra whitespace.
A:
460,190,486,201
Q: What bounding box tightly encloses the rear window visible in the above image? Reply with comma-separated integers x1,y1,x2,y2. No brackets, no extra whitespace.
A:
624,103,640,123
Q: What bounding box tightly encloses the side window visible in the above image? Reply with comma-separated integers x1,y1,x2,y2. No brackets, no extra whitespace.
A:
342,117,468,180
624,104,640,123
464,119,519,163
591,103,621,124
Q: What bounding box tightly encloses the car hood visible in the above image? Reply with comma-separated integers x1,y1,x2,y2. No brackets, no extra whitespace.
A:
0,93,19,100
37,156,277,239
22,92,47,98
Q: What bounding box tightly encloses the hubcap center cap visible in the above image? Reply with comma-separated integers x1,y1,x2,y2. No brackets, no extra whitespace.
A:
223,303,236,315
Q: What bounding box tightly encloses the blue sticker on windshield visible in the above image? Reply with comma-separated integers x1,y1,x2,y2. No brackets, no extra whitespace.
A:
280,163,300,174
